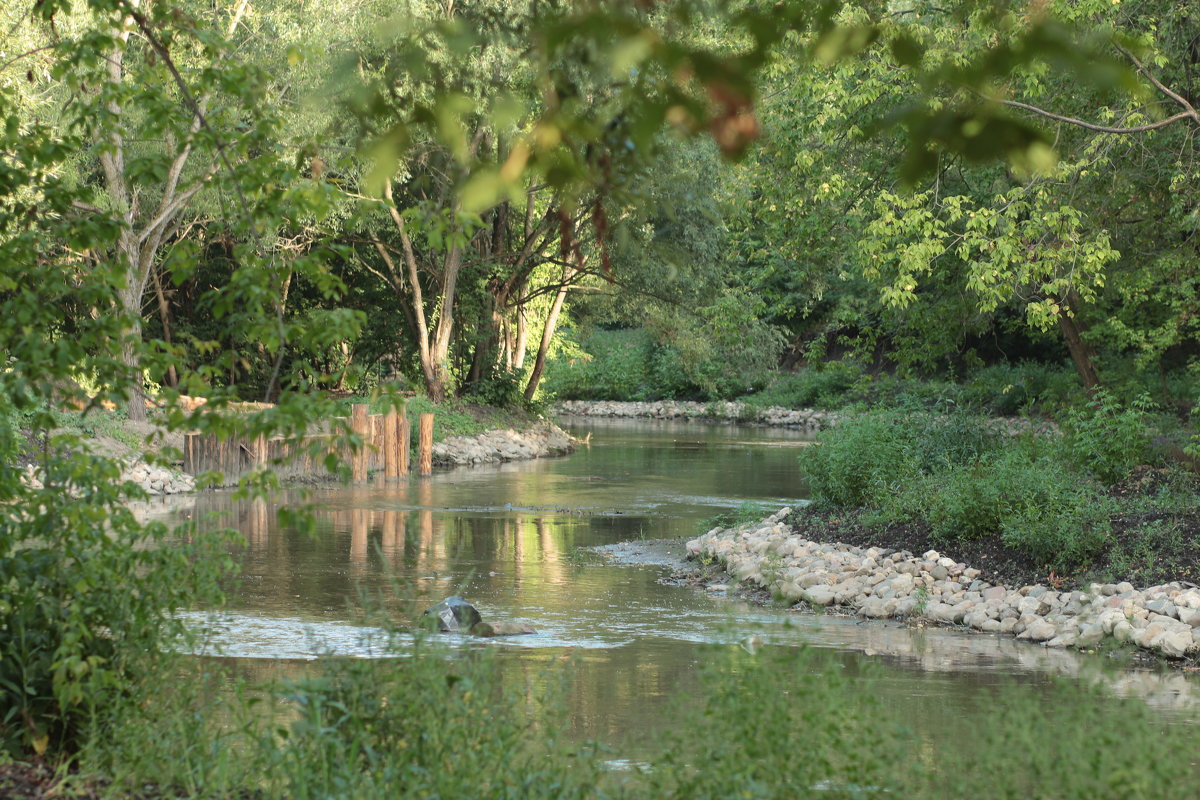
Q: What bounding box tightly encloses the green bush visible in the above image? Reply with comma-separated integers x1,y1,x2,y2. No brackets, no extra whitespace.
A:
0,447,231,756
1060,389,1156,485
998,455,1113,569
542,328,654,400
959,362,1077,415
649,645,902,800
909,410,1002,473
750,361,868,410
924,462,1008,541
800,411,917,507
271,647,604,800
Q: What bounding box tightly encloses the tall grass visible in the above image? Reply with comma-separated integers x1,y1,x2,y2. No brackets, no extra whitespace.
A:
77,632,1200,799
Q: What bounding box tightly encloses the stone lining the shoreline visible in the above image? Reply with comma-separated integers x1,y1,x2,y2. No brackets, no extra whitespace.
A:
554,400,835,430
22,460,195,496
432,420,575,466
688,509,1200,660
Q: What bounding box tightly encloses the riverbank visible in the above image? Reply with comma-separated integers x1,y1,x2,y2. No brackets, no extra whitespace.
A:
18,403,575,494
432,420,574,467
553,399,835,430
685,507,1200,662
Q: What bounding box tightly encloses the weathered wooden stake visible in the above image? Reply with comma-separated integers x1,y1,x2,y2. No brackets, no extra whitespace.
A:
383,409,399,480
351,403,369,482
418,412,434,475
398,403,410,475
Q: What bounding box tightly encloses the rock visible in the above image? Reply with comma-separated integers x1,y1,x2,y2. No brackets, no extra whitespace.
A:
1147,600,1178,619
1151,630,1193,658
1045,631,1078,648
1076,622,1105,648
1021,619,1057,642
805,585,837,606
982,586,1007,602
470,621,536,638
423,596,482,632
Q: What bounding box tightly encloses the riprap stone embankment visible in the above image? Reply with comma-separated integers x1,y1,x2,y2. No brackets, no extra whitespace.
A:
432,420,575,467
22,459,195,496
689,509,1199,660
554,400,834,431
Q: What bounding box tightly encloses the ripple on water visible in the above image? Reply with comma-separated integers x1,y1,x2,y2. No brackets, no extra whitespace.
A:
176,611,634,659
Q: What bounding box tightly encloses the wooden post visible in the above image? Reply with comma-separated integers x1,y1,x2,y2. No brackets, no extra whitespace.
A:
418,412,434,475
383,409,399,480
398,403,410,475
351,403,369,483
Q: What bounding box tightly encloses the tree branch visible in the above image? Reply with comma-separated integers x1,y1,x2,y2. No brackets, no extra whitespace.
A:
998,98,1192,134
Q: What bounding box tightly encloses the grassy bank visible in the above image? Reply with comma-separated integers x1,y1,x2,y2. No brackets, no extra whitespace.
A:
792,396,1200,589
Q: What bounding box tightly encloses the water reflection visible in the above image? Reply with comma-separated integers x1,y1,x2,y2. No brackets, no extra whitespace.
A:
158,418,1200,751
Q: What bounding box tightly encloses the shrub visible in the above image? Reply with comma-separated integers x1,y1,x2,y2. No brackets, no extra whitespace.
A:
908,410,1002,473
999,458,1113,570
960,362,1077,415
924,462,1008,542
272,646,604,800
541,328,654,400
800,411,917,507
0,448,230,756
751,361,868,410
1060,389,1156,485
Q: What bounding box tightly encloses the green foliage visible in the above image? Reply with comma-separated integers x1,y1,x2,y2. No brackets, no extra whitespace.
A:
804,410,1113,570
1008,455,1107,567
957,362,1079,415
1060,390,1156,485
648,645,903,800
747,362,868,410
699,501,774,533
0,450,233,755
271,647,603,800
801,411,917,508
910,411,1003,474
543,329,653,401
461,368,525,410
922,463,1008,542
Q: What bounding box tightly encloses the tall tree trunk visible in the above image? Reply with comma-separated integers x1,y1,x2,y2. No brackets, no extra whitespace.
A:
1057,291,1100,393
523,265,574,402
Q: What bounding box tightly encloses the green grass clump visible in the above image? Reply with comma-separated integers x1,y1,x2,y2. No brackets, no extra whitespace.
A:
699,501,775,532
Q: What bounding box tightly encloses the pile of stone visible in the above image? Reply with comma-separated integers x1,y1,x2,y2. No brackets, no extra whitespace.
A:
21,459,195,496
432,421,575,467
688,508,1199,660
554,400,834,431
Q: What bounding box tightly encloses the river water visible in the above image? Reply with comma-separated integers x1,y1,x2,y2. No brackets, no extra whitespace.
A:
174,417,1200,756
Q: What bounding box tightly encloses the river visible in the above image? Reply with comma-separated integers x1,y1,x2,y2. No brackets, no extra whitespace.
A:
172,417,1200,758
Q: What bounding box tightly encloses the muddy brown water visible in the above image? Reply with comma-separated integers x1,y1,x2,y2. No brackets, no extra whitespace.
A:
168,418,1200,758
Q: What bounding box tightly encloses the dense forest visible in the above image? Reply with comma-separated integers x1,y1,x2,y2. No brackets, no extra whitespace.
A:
7,0,1198,417
5,0,1200,794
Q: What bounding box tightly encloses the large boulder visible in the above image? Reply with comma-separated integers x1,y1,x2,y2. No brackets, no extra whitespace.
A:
422,596,483,632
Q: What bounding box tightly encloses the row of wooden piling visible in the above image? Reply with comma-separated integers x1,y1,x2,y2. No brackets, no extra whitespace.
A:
347,404,434,482
183,403,436,485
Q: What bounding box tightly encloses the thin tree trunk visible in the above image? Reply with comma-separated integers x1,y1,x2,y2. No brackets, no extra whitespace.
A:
523,265,574,402
514,305,528,369
150,264,178,389
1057,291,1100,393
